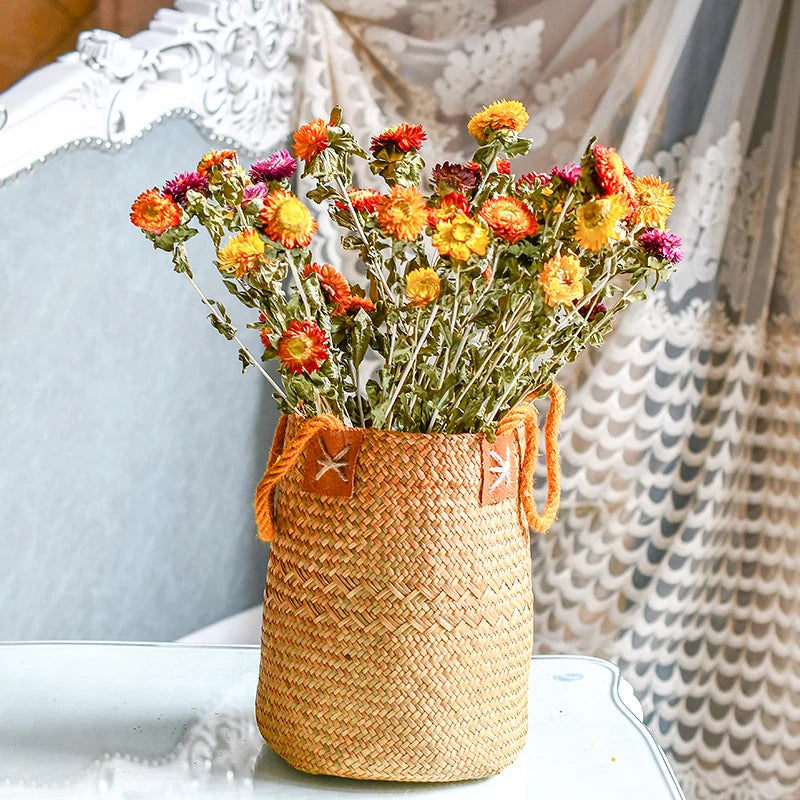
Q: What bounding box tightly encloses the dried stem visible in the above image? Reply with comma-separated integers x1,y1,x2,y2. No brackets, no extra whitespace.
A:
184,273,301,414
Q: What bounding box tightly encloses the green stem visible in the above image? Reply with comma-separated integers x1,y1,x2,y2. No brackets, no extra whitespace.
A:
334,177,393,300
443,299,528,423
287,254,312,319
184,273,301,415
382,306,438,430
517,284,638,404
351,361,366,427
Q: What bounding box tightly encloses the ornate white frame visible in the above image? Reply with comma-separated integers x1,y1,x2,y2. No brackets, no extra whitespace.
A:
0,0,306,183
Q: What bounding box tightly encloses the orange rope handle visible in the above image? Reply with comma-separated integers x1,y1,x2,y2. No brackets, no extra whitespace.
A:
254,413,345,542
497,384,566,533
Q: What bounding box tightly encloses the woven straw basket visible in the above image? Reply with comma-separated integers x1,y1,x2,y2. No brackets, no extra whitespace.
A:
254,388,563,782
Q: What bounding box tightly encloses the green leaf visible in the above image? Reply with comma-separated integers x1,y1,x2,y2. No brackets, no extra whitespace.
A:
238,348,251,373
171,243,193,277
350,309,371,367
307,184,338,203
208,313,236,340
151,224,198,253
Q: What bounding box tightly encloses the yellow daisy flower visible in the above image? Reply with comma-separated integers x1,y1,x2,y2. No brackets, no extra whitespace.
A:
538,253,585,306
432,212,490,261
573,195,629,252
376,185,428,241
217,229,267,278
631,175,675,228
467,99,529,143
405,268,441,307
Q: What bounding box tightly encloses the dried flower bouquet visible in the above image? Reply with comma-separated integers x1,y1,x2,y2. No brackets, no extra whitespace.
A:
131,100,681,434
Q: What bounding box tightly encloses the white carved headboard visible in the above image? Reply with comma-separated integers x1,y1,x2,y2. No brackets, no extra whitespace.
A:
0,0,305,183
0,0,308,641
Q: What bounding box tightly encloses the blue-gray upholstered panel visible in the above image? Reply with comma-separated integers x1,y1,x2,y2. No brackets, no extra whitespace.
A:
0,120,276,640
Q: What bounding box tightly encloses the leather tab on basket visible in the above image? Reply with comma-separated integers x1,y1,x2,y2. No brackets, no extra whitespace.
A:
480,432,519,505
302,428,364,497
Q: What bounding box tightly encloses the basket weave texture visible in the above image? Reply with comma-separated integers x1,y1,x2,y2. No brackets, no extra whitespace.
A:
256,416,534,782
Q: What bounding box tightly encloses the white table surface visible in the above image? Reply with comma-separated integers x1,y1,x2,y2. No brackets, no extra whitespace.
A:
0,643,685,799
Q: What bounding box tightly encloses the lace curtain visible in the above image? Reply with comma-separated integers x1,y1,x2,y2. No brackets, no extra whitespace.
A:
293,1,800,797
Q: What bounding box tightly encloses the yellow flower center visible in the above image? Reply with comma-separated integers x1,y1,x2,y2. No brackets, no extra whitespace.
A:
392,200,412,218
583,199,612,228
557,269,575,285
286,336,310,359
640,188,658,205
276,198,308,231
452,221,474,242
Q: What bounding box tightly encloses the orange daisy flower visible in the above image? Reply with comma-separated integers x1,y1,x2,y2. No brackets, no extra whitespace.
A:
335,188,383,214
370,123,426,155
427,191,469,226
346,295,376,314
277,320,329,374
538,253,585,306
479,196,538,243
292,118,330,162
376,185,428,240
467,99,529,142
197,149,237,177
303,262,352,315
260,190,317,249
130,188,181,233
216,229,267,278
593,144,636,208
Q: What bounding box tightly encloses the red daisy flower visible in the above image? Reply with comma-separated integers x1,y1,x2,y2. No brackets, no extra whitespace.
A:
370,123,426,155
593,144,636,208
335,188,383,214
427,191,470,226
277,320,329,374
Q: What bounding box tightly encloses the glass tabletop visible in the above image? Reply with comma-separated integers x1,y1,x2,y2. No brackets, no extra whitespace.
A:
0,642,684,799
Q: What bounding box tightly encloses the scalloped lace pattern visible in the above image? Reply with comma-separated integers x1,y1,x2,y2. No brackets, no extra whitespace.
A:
532,297,800,799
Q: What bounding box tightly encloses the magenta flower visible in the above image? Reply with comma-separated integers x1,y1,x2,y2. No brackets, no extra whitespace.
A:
639,228,683,264
517,171,551,189
249,150,297,183
551,163,581,185
242,183,268,203
163,171,209,206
